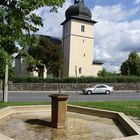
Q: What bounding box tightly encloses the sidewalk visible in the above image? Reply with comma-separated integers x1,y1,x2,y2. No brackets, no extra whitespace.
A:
115,90,140,93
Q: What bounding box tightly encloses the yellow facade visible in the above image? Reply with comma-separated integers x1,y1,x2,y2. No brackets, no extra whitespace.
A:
62,18,102,77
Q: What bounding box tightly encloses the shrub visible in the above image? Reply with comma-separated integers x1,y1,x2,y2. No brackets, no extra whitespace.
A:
10,76,140,83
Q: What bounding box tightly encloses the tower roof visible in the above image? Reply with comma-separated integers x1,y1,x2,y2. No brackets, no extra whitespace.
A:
61,0,96,25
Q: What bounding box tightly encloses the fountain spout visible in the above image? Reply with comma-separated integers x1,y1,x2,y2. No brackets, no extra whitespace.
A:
49,94,69,128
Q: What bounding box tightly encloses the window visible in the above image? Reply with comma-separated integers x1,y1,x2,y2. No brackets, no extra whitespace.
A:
96,85,106,89
84,54,85,57
81,25,85,32
79,67,82,74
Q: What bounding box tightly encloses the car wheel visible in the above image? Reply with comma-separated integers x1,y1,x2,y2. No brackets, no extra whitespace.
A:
106,90,110,95
87,90,92,95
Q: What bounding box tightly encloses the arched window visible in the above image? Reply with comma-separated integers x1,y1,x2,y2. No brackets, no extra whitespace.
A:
81,25,85,32
79,67,82,74
84,54,85,57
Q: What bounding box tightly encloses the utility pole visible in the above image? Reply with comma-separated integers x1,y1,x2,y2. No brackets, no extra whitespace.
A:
3,62,8,103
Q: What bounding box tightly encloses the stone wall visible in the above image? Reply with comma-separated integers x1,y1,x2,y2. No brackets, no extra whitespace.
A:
6,83,140,91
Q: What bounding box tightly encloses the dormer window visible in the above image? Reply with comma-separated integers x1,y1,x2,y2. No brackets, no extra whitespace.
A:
81,25,85,32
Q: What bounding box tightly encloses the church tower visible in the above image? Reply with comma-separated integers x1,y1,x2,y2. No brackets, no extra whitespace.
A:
61,0,98,77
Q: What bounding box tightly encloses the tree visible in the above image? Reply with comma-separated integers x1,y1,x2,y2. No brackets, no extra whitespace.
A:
98,68,117,77
0,0,64,102
0,48,14,102
28,36,63,77
120,51,140,76
0,49,14,79
0,0,64,52
0,49,6,79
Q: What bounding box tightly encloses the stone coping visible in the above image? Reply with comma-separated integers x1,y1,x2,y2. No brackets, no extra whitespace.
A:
0,105,140,140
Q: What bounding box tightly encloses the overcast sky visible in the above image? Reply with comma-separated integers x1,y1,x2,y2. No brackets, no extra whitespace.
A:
35,0,140,73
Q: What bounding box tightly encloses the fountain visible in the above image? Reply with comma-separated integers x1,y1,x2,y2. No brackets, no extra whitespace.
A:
0,94,140,140
49,94,69,128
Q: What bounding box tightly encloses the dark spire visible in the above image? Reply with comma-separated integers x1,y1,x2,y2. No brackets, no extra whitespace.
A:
61,0,97,25
74,0,84,4
65,0,91,20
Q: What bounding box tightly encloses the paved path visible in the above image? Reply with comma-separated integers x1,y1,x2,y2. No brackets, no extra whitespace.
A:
129,116,140,128
0,90,140,102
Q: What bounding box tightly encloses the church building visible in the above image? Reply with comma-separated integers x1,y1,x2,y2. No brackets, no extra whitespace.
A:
61,0,102,77
15,0,102,78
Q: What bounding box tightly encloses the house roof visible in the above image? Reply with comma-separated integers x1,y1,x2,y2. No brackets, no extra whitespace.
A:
15,35,62,58
93,59,103,65
35,35,62,45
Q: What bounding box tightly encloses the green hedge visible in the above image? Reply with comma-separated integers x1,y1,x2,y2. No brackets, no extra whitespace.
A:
10,76,140,83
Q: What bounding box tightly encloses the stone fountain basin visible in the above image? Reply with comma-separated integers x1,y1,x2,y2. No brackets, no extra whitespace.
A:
0,105,140,140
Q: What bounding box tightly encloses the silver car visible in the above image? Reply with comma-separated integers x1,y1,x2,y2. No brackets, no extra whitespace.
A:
83,84,113,95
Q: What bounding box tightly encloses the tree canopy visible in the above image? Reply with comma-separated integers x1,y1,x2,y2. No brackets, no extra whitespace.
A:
120,51,140,76
98,68,118,77
28,36,63,77
0,0,64,54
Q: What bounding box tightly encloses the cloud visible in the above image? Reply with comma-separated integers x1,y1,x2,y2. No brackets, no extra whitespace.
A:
92,4,139,22
34,0,72,37
92,5,140,72
135,0,140,4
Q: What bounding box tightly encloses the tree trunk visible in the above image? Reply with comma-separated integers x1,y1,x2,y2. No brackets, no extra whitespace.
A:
3,63,8,103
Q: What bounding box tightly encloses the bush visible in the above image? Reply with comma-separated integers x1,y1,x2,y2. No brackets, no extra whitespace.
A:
10,76,140,83
10,77,61,83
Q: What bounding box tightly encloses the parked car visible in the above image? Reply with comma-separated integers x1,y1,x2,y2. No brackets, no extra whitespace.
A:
83,84,113,95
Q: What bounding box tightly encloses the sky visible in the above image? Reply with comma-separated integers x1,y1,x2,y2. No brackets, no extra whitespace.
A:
35,0,140,73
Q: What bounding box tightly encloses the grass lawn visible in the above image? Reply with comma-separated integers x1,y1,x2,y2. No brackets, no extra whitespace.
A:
0,101,140,119
70,101,140,119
